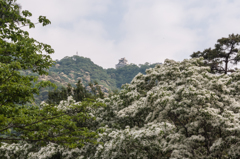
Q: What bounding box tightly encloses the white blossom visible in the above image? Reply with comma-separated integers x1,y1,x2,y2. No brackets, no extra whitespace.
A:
2,57,240,158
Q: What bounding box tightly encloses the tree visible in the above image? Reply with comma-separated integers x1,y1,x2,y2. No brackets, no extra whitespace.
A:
108,89,119,97
191,34,240,74
0,96,106,158
47,80,105,105
89,57,240,158
73,80,90,102
4,57,240,158
0,0,54,108
88,81,105,99
0,0,104,148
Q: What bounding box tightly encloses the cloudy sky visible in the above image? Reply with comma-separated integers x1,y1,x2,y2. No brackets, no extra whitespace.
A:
17,0,240,69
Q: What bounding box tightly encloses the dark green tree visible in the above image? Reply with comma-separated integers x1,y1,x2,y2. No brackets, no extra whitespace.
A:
89,81,104,99
47,80,104,105
73,80,90,102
66,83,73,96
191,34,240,74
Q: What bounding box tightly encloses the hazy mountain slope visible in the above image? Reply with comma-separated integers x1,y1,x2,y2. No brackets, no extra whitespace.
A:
106,63,158,88
33,55,159,104
48,55,116,89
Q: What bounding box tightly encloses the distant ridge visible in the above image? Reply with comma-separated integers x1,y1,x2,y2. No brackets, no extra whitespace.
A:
29,55,160,104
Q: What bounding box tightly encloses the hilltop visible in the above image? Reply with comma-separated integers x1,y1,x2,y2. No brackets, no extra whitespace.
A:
30,55,160,104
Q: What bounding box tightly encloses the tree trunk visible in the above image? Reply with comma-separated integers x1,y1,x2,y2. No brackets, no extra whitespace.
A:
225,58,228,74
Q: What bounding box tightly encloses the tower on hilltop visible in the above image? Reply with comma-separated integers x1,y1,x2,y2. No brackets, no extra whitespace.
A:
115,57,129,69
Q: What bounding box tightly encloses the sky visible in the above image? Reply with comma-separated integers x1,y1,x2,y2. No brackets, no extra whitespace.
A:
17,0,240,69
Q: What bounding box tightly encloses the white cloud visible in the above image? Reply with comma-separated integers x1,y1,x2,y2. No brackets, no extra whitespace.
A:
116,0,198,64
18,0,110,23
17,0,240,68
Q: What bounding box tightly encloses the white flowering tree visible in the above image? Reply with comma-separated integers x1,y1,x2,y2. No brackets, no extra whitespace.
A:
93,57,240,158
2,57,240,158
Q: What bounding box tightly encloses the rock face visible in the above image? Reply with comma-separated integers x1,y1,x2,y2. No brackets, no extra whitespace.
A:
84,72,91,82
115,57,129,69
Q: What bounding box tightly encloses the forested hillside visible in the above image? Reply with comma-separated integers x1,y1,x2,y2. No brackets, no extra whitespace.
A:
3,1,240,158
106,62,158,88
33,55,159,103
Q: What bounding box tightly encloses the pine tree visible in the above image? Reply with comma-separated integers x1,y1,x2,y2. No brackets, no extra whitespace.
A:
47,80,105,104
191,34,240,74
73,80,90,102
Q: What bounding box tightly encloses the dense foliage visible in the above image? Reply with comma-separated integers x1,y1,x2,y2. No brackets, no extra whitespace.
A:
0,0,104,150
191,34,240,74
0,96,105,158
3,57,240,158
3,1,240,158
47,80,104,105
106,63,157,88
0,0,54,107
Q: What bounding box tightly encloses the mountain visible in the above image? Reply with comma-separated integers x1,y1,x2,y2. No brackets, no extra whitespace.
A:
30,55,160,104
